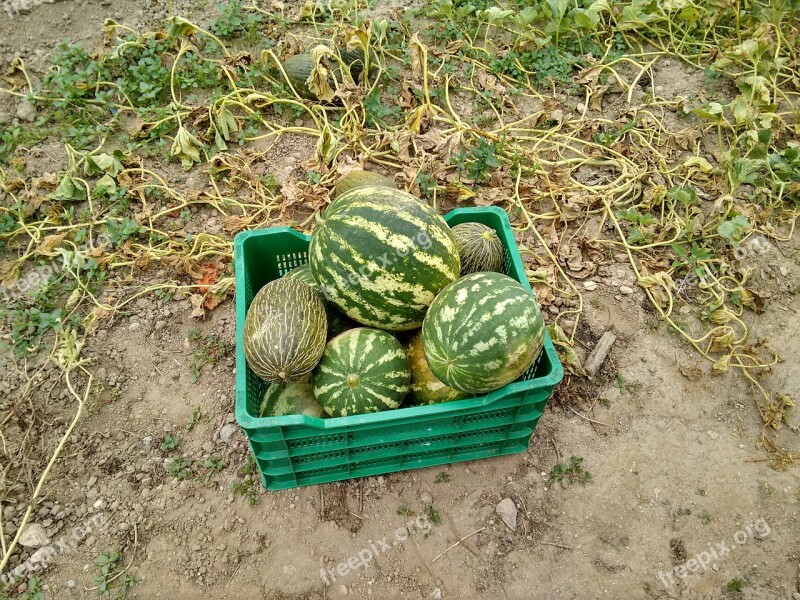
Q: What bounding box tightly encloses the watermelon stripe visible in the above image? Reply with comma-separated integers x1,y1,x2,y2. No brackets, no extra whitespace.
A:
421,272,545,393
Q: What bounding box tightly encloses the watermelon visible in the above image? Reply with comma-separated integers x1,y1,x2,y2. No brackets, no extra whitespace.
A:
313,327,410,417
259,382,325,418
451,222,504,274
281,49,372,101
309,186,460,331
333,170,394,198
405,330,470,405
244,278,327,383
284,264,355,337
421,272,545,393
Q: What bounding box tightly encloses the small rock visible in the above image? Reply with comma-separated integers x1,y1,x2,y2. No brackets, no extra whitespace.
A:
619,285,634,295
155,320,167,331
496,498,517,532
3,505,16,520
19,523,50,548
707,431,719,440
67,580,77,588
128,321,140,332
339,584,348,596
791,592,800,600
432,589,442,600
779,265,789,277
613,253,628,263
419,491,433,506
575,102,586,113
218,423,238,444
583,281,598,291
16,100,36,122
87,476,97,488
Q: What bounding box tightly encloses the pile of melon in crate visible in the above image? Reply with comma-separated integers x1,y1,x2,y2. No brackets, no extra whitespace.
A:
244,172,545,418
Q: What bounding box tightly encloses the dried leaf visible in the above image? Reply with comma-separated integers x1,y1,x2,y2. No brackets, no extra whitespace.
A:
409,33,426,79
171,125,203,170
712,355,730,375
708,329,736,353
680,364,704,380
548,323,586,376
307,45,336,102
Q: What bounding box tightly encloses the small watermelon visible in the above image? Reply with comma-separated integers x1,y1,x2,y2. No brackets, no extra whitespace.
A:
313,328,410,417
309,186,460,331
451,222,504,274
405,330,470,405
244,278,327,383
421,272,545,393
259,382,325,418
284,264,355,338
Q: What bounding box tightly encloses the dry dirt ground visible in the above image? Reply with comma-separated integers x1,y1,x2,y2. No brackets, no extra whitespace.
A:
1,2,799,600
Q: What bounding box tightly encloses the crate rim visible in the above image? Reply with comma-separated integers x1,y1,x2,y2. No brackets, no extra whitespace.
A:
234,206,564,431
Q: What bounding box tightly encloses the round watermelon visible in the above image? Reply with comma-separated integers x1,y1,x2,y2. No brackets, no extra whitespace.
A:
284,264,355,338
421,272,544,393
405,330,470,405
244,278,327,383
309,186,460,331
451,222,504,274
313,327,410,417
259,382,325,418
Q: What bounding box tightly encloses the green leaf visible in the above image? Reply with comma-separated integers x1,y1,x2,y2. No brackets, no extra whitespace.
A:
84,152,123,176
717,215,750,246
94,174,117,196
167,16,201,37
51,174,87,202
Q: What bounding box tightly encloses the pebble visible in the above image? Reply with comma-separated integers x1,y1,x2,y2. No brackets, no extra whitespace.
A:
419,491,433,506
67,580,77,588
16,100,36,122
496,498,518,532
583,281,598,291
218,423,238,444
619,285,634,295
707,431,719,440
3,505,16,520
19,523,50,548
87,476,97,488
129,321,140,332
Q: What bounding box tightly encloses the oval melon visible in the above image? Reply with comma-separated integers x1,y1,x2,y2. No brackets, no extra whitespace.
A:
451,222,504,274
284,264,355,338
244,278,327,383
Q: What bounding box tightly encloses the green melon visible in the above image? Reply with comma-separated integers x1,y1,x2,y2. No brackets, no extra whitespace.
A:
451,222,505,274
244,278,327,383
259,382,325,418
421,272,545,393
281,48,372,101
284,264,355,338
313,327,410,417
405,330,470,406
333,170,394,198
309,186,460,331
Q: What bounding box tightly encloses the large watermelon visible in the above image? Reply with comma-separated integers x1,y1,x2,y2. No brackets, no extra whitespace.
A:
309,186,460,331
284,264,355,338
259,382,325,418
451,222,504,275
421,272,544,393
405,330,470,405
313,327,410,417
244,278,327,383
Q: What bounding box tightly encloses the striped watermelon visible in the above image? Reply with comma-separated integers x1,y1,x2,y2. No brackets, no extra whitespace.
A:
451,222,504,274
421,272,544,393
284,264,355,338
259,382,325,418
333,170,394,198
309,186,460,331
313,327,410,417
244,278,327,383
405,330,470,405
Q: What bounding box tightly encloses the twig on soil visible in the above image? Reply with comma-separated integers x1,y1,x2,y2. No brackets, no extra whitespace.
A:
431,528,485,563
584,331,617,377
410,533,436,581
569,408,610,428
446,513,478,557
539,541,573,550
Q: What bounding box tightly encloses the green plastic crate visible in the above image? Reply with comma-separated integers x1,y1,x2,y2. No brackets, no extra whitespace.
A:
234,206,564,491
